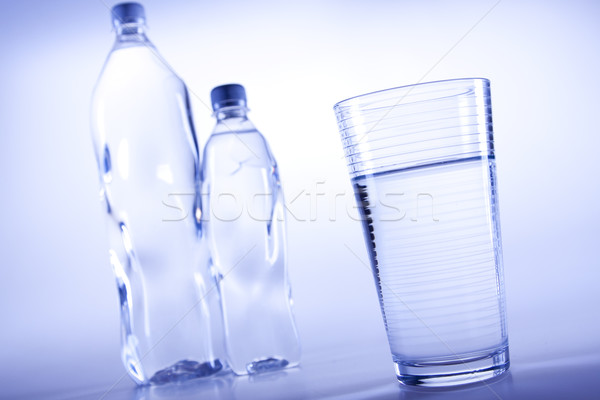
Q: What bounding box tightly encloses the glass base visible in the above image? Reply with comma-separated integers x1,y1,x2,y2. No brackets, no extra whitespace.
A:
394,346,509,387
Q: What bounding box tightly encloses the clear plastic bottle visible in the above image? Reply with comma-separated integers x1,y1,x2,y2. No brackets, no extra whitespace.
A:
201,84,301,375
90,2,225,385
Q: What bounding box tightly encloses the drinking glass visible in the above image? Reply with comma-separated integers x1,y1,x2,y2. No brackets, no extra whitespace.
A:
334,78,509,386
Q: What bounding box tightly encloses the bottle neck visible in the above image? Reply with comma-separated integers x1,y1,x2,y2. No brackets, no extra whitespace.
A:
212,107,258,135
215,106,249,122
114,23,150,46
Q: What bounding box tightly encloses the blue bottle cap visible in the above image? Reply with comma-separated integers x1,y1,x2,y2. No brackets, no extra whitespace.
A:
111,2,146,25
211,84,247,111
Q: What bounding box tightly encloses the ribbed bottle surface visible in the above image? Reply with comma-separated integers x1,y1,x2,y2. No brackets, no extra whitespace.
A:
335,78,494,178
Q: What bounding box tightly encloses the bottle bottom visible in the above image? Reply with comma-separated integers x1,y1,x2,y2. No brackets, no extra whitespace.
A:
246,357,291,374
149,359,224,385
394,346,509,387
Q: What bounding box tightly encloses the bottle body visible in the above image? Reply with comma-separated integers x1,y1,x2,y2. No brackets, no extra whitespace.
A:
202,113,301,375
90,23,225,384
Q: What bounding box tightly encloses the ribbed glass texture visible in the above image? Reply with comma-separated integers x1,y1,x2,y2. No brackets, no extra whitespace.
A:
334,79,509,387
336,78,494,178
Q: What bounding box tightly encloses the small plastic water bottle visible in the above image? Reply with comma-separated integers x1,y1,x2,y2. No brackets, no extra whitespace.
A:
90,2,226,384
201,84,301,375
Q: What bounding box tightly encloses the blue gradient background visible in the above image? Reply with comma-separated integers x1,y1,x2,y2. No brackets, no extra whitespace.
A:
1,0,599,399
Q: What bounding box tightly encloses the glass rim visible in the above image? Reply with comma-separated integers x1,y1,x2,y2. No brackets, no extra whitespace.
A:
333,77,490,110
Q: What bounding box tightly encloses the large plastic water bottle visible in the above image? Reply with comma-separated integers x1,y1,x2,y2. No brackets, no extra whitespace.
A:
201,84,301,375
90,2,225,385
